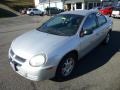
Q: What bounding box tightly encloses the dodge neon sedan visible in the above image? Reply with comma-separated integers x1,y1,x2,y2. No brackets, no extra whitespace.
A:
8,10,113,81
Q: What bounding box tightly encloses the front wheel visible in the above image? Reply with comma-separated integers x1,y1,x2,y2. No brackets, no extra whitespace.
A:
55,53,77,79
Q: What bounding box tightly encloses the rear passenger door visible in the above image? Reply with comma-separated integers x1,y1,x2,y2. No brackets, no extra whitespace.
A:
79,13,99,57
95,13,108,42
33,9,39,14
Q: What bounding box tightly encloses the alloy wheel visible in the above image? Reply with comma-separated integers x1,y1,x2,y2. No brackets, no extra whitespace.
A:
61,57,75,77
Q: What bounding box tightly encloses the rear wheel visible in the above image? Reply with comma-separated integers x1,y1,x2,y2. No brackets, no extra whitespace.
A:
103,32,111,45
40,12,44,16
30,12,34,16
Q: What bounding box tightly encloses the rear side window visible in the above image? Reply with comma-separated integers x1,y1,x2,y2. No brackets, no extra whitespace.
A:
96,14,107,26
33,9,38,11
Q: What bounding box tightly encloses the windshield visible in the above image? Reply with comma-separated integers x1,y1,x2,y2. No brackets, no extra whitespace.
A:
37,14,84,36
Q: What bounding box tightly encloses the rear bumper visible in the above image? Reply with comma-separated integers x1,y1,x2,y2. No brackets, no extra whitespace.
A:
26,11,31,15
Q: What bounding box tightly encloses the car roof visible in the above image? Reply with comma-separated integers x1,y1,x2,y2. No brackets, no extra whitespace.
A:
60,10,97,16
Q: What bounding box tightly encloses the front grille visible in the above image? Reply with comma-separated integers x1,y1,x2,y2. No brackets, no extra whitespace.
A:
10,49,26,63
9,57,21,66
15,55,26,63
10,49,14,56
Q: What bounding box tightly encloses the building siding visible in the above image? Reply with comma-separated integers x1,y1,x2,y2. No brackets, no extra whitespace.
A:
35,0,101,11
64,0,101,10
35,0,63,11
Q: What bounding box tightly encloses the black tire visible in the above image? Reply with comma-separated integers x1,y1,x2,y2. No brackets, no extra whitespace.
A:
30,12,34,16
108,14,111,17
112,16,115,18
102,31,111,45
55,53,77,79
40,12,44,16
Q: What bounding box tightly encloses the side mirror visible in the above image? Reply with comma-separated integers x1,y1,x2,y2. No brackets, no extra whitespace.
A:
80,29,93,37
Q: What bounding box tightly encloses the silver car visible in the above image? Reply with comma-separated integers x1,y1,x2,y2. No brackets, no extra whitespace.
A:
27,8,44,16
8,10,113,81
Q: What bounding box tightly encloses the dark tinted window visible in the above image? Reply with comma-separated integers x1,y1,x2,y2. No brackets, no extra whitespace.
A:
97,3,101,7
96,14,107,26
88,3,94,9
82,13,97,32
76,3,82,9
33,9,38,11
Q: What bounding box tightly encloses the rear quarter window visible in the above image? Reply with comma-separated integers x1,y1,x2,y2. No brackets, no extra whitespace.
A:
96,14,107,26
82,13,98,32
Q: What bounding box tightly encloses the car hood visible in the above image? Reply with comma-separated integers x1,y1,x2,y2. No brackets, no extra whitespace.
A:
11,30,70,59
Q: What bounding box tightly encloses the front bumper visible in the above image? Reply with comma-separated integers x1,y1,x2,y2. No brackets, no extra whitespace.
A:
9,58,56,81
8,49,56,81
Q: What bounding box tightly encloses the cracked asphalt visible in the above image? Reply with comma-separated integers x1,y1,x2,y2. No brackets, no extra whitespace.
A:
0,15,120,90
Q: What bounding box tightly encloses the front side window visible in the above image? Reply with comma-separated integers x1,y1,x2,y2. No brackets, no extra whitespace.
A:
82,13,97,32
37,14,84,36
33,9,38,11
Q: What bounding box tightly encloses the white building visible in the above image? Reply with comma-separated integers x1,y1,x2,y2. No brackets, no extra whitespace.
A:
34,0,63,12
34,0,103,12
64,0,101,11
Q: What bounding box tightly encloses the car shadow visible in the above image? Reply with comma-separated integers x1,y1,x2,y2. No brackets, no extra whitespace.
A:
52,31,120,82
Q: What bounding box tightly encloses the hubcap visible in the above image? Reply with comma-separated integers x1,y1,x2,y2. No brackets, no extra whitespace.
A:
61,58,75,77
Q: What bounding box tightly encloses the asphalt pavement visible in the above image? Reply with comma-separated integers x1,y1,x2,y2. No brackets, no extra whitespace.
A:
0,16,120,90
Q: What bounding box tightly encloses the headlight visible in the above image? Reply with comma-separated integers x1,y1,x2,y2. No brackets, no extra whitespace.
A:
29,54,46,67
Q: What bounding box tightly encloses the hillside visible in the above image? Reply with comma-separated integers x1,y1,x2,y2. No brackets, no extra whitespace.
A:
0,0,34,18
0,0,34,11
0,3,20,18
